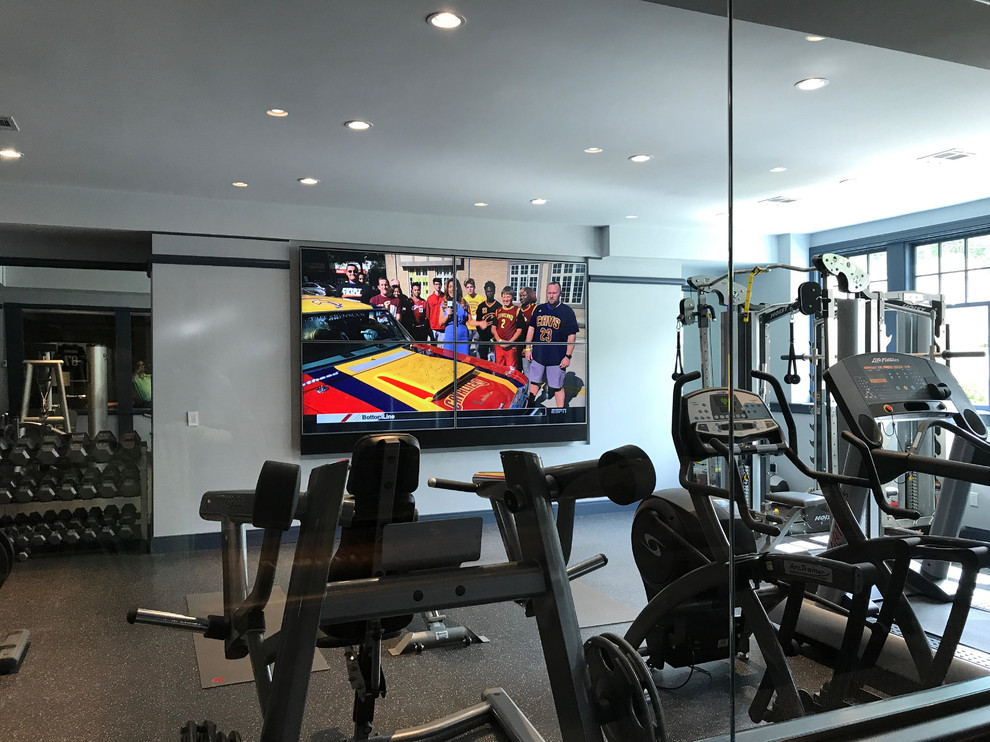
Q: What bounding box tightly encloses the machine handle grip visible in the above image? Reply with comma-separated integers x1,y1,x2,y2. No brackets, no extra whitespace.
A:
427,477,481,493
751,369,798,453
840,431,923,519
708,438,780,537
671,371,701,458
127,608,229,639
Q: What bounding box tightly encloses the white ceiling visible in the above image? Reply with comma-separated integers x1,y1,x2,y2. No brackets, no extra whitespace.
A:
1,0,989,238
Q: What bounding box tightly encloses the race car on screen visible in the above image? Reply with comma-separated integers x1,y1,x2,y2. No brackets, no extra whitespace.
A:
302,296,529,416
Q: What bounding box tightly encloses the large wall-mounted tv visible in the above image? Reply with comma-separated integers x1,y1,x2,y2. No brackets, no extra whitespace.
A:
299,245,588,453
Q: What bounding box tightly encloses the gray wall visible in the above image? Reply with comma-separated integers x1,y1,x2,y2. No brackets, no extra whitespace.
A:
149,234,692,537
0,183,787,540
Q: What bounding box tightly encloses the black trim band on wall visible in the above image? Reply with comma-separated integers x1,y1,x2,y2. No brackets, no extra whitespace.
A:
151,254,290,270
0,256,148,271
589,275,686,286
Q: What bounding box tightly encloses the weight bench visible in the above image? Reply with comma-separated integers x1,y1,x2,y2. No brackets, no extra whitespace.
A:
763,489,830,551
317,434,493,738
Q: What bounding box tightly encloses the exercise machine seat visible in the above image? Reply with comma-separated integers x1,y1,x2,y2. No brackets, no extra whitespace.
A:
322,434,420,644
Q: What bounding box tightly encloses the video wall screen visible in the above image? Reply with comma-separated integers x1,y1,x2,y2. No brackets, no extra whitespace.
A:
299,245,588,452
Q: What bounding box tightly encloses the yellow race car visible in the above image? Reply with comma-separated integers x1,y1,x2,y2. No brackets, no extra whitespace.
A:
302,296,528,418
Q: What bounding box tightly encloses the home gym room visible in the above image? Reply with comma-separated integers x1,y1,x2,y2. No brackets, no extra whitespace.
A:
3,1,990,741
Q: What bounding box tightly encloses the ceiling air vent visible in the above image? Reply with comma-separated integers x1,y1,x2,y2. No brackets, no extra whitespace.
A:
918,148,975,163
758,195,797,204
0,115,19,131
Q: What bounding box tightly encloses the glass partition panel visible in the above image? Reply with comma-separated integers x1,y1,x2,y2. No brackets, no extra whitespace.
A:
732,1,990,737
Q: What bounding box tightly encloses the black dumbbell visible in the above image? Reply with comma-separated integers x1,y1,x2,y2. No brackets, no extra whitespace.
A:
80,523,99,544
92,431,118,463
120,465,141,498
13,527,31,551
36,431,69,466
117,431,143,461
79,465,102,499
30,524,51,547
13,469,41,503
118,521,140,540
46,522,68,546
36,470,61,502
9,435,40,466
120,503,139,522
0,474,17,505
67,432,93,465
98,522,118,543
99,465,122,499
58,468,83,501
9,535,29,561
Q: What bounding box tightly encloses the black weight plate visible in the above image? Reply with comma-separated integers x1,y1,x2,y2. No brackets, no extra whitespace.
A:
585,635,659,742
0,531,14,587
601,632,667,742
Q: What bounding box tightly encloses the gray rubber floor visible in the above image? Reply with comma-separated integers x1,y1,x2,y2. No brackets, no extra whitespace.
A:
0,511,972,742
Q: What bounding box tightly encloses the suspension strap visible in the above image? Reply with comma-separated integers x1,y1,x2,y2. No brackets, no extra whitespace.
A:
672,323,685,381
784,320,801,385
742,267,764,323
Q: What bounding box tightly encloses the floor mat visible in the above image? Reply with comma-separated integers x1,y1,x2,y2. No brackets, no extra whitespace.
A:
571,579,640,628
186,588,329,689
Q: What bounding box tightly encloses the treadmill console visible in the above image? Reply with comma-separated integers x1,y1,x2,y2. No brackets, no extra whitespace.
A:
681,388,783,457
824,353,986,445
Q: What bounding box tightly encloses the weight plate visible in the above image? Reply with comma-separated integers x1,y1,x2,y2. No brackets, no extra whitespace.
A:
0,531,13,587
601,632,667,742
585,634,661,742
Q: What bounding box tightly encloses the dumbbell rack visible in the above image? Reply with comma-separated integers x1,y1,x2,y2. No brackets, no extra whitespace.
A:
0,430,153,562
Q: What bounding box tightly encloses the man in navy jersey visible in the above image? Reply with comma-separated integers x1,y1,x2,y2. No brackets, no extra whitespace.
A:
523,281,577,409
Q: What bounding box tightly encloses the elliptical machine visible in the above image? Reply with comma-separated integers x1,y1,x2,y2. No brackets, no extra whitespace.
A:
625,370,884,721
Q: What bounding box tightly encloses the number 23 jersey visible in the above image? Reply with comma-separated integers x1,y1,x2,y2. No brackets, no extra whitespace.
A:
528,302,578,366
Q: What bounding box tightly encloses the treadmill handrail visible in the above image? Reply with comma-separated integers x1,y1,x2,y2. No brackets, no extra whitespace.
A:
839,430,923,520
868,445,990,487
909,419,990,457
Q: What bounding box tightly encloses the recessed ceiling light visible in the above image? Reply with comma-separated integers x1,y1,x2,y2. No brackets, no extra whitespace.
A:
266,108,288,117
427,11,465,29
0,148,23,160
794,77,830,91
344,120,373,131
770,166,787,173
584,147,604,154
474,202,488,207
298,177,320,185
232,181,248,188
625,215,638,219
628,154,653,163
530,198,548,205
805,35,826,42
